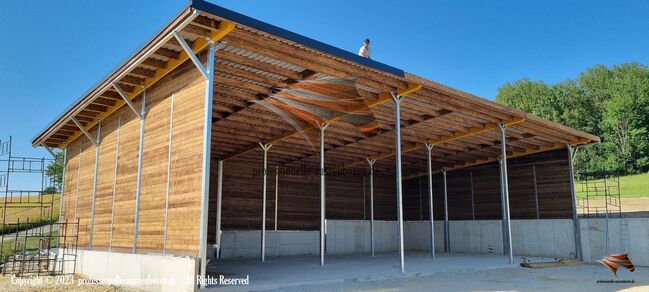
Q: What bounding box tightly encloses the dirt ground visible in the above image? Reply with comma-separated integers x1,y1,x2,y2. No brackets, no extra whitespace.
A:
273,264,649,292
579,197,649,217
0,274,137,292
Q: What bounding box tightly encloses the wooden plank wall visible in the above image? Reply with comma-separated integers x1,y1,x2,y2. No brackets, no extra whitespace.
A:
61,60,205,256
403,149,574,221
212,158,397,231
211,149,572,231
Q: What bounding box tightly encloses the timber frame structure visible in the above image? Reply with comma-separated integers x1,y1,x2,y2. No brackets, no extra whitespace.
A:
32,0,599,285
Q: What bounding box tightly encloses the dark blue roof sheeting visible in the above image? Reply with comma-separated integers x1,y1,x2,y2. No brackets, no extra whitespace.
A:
191,0,405,77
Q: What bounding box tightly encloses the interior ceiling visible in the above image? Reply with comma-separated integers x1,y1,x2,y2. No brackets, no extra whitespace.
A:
34,9,599,178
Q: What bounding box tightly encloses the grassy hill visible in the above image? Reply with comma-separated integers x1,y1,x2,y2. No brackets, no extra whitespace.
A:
576,173,649,199
0,194,60,234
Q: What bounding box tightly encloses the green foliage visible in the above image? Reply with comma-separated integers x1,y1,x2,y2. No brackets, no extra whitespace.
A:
496,63,649,175
45,152,64,192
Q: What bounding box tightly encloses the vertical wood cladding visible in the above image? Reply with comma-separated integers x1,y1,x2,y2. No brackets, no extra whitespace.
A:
61,60,205,255
215,160,396,231
403,149,574,220
214,149,572,230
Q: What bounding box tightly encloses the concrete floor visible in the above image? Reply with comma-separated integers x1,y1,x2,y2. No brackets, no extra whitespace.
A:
206,252,520,291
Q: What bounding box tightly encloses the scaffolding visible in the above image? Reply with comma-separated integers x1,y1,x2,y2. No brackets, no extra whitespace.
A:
575,171,622,218
0,136,78,276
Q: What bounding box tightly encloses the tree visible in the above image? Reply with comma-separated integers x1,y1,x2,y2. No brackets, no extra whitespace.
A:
495,63,649,175
45,152,64,193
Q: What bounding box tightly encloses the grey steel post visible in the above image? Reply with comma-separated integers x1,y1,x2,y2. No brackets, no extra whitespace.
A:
215,160,223,258
133,86,147,254
366,158,376,257
58,146,68,223
425,143,436,258
274,165,278,231
566,144,583,259
74,139,83,220
390,93,406,273
163,94,175,254
499,124,514,264
108,118,121,252
259,143,272,262
442,169,449,253
470,172,475,221
198,41,219,286
532,165,540,220
88,123,102,249
498,157,507,255
319,122,329,266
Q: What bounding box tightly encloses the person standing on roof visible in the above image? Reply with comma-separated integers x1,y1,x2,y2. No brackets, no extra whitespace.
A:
358,38,371,59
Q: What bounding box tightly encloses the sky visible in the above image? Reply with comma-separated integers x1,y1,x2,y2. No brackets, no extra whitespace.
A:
1,0,648,162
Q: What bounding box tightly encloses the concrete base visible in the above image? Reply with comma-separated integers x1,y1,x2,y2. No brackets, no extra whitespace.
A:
67,249,198,292
220,219,577,259
580,218,649,266
206,252,520,291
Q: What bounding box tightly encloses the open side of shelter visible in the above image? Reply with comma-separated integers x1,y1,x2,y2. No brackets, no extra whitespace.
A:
30,0,599,290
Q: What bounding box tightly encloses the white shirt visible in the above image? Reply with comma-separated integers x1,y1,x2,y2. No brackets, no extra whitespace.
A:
358,45,371,59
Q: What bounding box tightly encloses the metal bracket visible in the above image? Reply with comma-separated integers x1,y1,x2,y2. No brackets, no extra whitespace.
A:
366,158,376,166
173,31,209,78
425,143,434,152
112,83,142,119
173,31,228,78
71,117,97,146
258,142,273,152
317,122,330,132
390,92,405,104
40,143,58,159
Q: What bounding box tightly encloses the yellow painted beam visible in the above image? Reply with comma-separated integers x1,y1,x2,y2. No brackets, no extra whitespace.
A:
403,142,566,179
61,21,235,148
343,117,525,168
428,117,525,146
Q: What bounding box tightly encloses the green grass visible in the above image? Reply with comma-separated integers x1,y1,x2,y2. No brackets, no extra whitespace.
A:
576,173,649,199
1,231,59,259
0,194,60,234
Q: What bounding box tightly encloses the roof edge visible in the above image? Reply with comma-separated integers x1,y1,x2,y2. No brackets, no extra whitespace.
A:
190,0,405,77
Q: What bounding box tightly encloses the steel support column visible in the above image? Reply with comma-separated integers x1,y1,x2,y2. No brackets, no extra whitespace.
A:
163,94,175,254
319,122,329,266
88,123,101,249
133,86,146,254
259,143,272,262
391,93,406,273
108,118,121,252
498,157,508,255
442,169,449,253
424,143,435,258
274,165,278,231
532,165,540,220
74,139,83,220
566,144,583,260
197,41,219,286
215,160,223,259
498,124,514,264
366,158,376,257
470,172,475,221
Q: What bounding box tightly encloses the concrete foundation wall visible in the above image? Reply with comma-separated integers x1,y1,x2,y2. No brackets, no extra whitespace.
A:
580,218,649,266
220,218,649,266
67,249,197,292
220,230,319,258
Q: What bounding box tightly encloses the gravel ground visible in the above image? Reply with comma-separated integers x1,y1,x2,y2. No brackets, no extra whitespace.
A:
269,264,649,292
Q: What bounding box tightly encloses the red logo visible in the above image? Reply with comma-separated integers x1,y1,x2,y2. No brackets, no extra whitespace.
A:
598,254,635,276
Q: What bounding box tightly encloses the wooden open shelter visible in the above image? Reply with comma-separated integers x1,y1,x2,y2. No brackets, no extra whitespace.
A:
32,0,598,281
